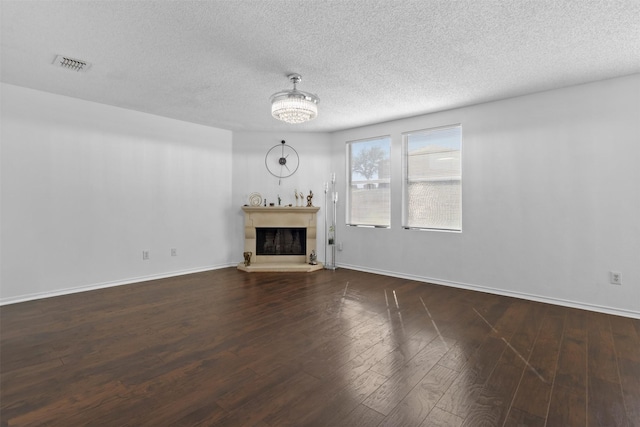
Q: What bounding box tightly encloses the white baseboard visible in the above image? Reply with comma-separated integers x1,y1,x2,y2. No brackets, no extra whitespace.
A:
0,263,237,306
337,263,640,320
4,262,638,319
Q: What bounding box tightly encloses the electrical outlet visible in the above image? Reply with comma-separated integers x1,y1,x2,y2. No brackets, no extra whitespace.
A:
609,271,622,285
143,250,149,260
171,248,177,256
338,242,343,251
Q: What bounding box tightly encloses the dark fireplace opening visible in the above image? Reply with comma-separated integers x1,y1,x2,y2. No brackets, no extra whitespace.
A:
256,227,306,256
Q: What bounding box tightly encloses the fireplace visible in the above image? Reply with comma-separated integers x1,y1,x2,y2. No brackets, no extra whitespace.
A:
238,206,323,272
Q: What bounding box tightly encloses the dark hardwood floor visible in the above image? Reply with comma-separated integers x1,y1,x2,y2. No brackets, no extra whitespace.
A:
1,268,639,426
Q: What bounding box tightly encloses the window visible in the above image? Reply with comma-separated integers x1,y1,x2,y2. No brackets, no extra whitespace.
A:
403,125,462,231
347,136,391,227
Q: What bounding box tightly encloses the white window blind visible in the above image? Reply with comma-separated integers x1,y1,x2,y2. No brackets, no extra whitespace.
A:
403,125,462,231
347,136,391,227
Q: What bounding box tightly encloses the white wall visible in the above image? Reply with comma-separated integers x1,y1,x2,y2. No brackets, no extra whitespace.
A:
1,83,234,304
3,76,638,318
231,131,333,261
331,74,640,318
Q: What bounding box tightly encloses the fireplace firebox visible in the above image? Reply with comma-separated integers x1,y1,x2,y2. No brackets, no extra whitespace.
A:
256,227,306,256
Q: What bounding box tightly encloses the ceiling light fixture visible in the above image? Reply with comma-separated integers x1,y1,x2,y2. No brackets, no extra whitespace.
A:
270,74,319,124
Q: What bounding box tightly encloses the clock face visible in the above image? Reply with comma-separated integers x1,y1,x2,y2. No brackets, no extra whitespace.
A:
265,141,299,180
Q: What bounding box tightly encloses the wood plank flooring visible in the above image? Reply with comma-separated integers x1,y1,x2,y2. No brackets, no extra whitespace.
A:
1,268,639,426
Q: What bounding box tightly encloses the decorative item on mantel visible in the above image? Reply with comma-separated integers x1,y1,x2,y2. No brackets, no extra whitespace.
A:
306,190,314,207
248,192,263,207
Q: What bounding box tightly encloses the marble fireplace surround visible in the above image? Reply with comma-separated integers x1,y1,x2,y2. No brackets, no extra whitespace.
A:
237,206,323,272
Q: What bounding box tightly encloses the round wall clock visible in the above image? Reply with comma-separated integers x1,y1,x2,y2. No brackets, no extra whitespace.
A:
265,140,299,184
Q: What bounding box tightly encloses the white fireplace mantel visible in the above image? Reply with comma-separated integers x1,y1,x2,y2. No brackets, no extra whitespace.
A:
237,206,323,272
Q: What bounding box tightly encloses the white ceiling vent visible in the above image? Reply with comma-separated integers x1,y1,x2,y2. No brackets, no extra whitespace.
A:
52,55,91,72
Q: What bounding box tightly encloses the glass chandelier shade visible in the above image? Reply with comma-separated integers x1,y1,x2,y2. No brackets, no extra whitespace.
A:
270,74,319,124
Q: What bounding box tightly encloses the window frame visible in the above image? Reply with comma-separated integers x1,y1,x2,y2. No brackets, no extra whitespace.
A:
401,124,462,232
346,135,392,228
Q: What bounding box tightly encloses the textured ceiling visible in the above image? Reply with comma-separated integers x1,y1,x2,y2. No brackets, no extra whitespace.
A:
1,0,639,133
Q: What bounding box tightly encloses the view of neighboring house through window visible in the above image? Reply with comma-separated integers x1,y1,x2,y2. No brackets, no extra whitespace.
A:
403,125,462,231
347,136,391,227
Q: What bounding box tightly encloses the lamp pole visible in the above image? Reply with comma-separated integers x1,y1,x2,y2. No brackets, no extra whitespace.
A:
325,173,337,270
324,181,329,267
